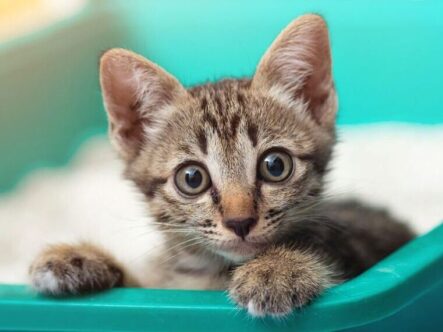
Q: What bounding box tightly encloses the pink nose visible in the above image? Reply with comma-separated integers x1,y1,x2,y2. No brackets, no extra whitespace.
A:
222,217,257,240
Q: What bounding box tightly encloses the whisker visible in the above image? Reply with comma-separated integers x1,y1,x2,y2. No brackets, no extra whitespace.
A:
128,234,202,264
156,239,208,267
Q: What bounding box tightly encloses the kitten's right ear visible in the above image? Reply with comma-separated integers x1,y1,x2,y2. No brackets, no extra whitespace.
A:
99,49,187,161
252,15,336,129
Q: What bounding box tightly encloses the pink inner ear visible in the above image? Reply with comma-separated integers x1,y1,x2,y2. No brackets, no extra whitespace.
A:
100,53,148,159
114,105,146,153
100,55,145,118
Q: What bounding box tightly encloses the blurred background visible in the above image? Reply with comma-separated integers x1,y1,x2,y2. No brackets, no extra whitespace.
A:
0,0,442,284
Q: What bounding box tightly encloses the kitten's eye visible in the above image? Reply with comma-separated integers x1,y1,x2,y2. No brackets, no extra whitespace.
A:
259,150,293,182
175,164,211,196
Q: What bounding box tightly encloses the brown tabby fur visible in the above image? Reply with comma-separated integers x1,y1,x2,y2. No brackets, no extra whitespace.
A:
29,14,414,317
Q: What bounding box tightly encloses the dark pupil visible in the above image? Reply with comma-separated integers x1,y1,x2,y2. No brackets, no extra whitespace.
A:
265,155,284,177
185,168,203,188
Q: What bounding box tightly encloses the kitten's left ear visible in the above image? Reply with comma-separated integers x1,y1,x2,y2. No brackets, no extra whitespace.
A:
100,48,187,161
252,14,337,129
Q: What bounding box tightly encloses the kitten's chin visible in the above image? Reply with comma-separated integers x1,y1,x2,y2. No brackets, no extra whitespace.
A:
214,241,267,263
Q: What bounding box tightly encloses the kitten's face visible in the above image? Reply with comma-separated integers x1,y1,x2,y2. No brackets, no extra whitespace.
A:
128,80,333,260
100,14,337,261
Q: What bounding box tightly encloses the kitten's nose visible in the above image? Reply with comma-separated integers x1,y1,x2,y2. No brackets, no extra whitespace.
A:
223,218,257,240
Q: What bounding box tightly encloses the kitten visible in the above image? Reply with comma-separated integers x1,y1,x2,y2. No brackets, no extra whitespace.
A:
29,14,414,317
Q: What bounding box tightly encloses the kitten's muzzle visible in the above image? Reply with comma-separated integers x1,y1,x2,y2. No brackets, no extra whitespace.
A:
223,218,257,240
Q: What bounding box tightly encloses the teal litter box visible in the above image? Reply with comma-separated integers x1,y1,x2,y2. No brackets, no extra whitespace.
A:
0,1,442,331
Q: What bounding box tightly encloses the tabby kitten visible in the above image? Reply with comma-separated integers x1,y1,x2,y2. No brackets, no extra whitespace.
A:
30,14,413,317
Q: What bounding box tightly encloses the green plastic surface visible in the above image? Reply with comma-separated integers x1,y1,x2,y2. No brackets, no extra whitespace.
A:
1,0,442,331
0,223,442,331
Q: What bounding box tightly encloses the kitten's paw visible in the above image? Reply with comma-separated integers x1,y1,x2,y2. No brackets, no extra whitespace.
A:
29,243,124,296
229,267,302,317
228,247,333,317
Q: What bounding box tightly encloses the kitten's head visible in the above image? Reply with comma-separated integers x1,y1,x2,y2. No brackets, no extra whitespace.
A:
99,14,337,262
